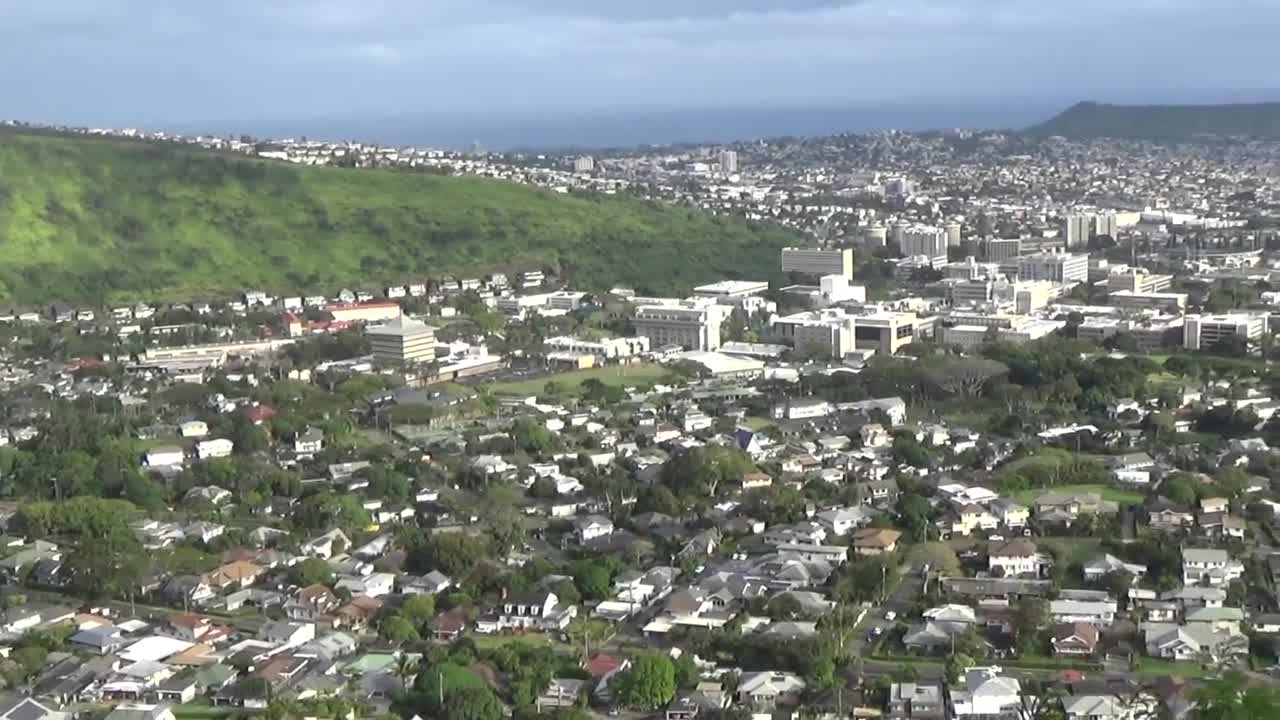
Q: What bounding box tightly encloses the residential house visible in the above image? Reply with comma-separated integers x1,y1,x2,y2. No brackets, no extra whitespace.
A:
1199,513,1247,540
1143,622,1248,662
950,667,1021,718
991,499,1030,529
476,591,576,634
1182,548,1244,586
1199,497,1229,515
166,614,230,645
301,530,351,560
203,561,264,591
886,682,946,720
1148,501,1195,532
851,528,902,556
401,571,452,595
1050,600,1117,625
1063,696,1131,720
285,585,339,622
737,672,806,710
816,506,873,536
1051,622,1100,657
988,540,1047,578
0,697,67,720
573,515,615,544
1083,555,1147,582
333,597,383,631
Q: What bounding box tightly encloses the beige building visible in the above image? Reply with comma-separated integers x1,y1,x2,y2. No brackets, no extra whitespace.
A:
1109,272,1173,294
367,316,437,365
1184,313,1265,351
634,303,723,351
854,312,919,355
1109,290,1188,313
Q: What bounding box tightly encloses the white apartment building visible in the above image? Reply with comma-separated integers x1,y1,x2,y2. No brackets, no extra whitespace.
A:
719,150,739,174
367,316,438,365
1063,214,1092,249
634,303,724,351
1109,290,1188,313
781,248,854,278
1017,252,1089,283
1183,313,1265,351
898,226,948,268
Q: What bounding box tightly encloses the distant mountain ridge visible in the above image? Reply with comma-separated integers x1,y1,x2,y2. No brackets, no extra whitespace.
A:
1027,100,1280,140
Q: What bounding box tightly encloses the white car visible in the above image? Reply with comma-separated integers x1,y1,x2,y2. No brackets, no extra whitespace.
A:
884,610,897,621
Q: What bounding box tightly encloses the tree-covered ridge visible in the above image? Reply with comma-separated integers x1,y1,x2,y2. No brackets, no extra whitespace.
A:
0,128,803,304
1027,100,1280,140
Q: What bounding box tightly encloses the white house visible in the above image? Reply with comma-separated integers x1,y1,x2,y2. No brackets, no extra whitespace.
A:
1083,554,1147,582
574,515,615,543
1182,548,1244,586
950,667,1021,718
335,572,395,598
988,540,1046,577
301,529,351,559
196,439,234,460
737,672,806,709
145,446,185,468
179,421,209,438
1049,599,1117,625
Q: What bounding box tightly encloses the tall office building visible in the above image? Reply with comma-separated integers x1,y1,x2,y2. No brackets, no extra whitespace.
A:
984,238,1022,263
1063,214,1092,249
781,248,854,278
1017,252,1089,283
898,226,949,267
634,303,724,351
719,150,739,174
367,316,438,365
1094,212,1119,239
944,222,962,247
573,156,595,173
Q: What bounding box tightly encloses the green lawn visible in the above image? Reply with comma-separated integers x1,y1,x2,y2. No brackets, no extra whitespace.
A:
1133,658,1210,679
488,364,668,396
468,633,568,652
740,416,775,431
1012,484,1145,507
1038,537,1105,565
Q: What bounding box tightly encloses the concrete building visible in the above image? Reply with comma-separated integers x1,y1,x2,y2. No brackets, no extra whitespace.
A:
985,238,1021,263
544,336,650,359
854,313,919,355
1095,212,1119,239
325,302,402,324
367,316,438,365
997,319,1065,344
719,150,739,174
634,303,723,351
1184,313,1265,351
1063,214,1092,249
771,309,857,357
898,226,948,268
1109,290,1188,313
1109,272,1172,294
573,156,595,173
945,222,962,247
781,248,854,278
937,325,991,351
862,225,888,247
1017,252,1089,283
947,280,996,306
1077,317,1184,352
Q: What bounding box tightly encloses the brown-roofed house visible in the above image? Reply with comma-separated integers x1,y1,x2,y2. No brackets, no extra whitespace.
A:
334,596,383,630
851,528,902,556
203,560,265,590
1051,622,1100,656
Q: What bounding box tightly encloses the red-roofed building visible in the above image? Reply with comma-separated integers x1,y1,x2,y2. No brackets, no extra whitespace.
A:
585,653,629,678
324,302,402,324
244,404,276,425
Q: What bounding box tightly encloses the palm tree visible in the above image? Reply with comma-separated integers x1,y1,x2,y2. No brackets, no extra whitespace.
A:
393,654,419,695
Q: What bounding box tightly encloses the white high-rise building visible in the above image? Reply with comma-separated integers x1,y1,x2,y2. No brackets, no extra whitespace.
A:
1063,214,1091,249
898,226,948,267
781,248,854,278
945,222,962,247
719,150,739,174
1094,212,1119,239
1017,252,1089,283
573,156,595,173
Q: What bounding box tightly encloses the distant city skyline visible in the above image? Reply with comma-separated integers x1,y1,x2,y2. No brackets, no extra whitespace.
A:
4,0,1279,149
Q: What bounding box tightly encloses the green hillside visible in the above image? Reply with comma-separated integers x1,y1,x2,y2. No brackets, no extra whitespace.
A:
1027,100,1280,140
0,129,804,304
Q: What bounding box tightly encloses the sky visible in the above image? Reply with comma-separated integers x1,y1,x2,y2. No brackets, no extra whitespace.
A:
3,0,1279,145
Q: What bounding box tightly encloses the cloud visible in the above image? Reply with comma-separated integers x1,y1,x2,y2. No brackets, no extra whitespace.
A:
1,0,1277,130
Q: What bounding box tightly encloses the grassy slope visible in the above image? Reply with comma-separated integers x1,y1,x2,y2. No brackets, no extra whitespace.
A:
0,129,803,304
